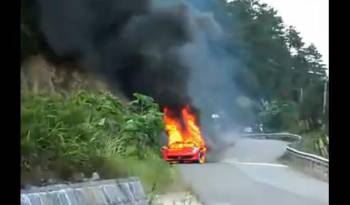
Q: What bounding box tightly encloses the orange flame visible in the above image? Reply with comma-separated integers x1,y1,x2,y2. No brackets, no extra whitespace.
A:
163,106,206,149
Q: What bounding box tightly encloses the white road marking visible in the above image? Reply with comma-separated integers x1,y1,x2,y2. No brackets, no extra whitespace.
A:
222,160,288,168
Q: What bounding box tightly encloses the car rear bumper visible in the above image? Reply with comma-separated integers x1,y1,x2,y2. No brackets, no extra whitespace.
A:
161,148,202,162
163,153,200,162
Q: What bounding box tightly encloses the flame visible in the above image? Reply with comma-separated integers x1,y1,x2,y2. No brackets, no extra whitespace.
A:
163,106,206,149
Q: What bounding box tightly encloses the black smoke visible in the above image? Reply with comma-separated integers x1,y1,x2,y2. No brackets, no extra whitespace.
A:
34,0,250,145
36,0,198,110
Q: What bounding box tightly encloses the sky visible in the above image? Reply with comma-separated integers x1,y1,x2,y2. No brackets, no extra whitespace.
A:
260,0,329,69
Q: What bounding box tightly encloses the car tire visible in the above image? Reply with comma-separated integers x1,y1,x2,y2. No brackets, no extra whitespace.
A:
198,152,205,164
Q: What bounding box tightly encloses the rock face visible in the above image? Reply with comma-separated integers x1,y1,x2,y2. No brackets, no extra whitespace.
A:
21,177,148,205
91,172,100,181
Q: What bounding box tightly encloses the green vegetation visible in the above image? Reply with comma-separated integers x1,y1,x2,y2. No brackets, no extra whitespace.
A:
258,98,328,157
21,90,179,192
297,131,329,158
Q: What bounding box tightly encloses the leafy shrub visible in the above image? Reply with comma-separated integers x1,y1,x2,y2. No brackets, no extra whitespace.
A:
21,90,165,182
299,129,328,158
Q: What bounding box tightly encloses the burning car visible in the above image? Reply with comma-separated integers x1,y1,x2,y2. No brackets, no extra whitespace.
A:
161,106,207,164
161,142,206,164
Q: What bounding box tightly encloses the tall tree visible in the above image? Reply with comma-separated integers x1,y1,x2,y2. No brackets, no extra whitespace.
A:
285,26,305,54
303,44,327,77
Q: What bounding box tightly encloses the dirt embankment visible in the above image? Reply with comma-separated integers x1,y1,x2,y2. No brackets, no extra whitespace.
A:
21,55,125,97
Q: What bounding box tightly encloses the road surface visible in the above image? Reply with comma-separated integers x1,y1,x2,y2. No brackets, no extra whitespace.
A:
178,138,328,205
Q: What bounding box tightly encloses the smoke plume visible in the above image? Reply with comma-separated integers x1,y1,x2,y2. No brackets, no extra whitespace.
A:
36,0,248,144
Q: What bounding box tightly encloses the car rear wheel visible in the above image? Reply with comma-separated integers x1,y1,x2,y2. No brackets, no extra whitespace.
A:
198,152,205,164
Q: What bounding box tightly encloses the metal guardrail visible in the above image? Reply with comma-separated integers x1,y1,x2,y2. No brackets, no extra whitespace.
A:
286,146,329,167
241,132,329,181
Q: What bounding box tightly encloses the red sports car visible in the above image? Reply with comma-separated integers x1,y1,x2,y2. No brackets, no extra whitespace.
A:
161,142,206,164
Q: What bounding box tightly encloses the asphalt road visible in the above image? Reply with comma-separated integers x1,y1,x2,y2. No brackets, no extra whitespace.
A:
178,138,328,205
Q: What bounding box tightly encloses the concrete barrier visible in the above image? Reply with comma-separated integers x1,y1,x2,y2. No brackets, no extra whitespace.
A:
21,177,148,205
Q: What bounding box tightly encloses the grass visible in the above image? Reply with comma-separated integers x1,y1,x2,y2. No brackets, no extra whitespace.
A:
296,129,328,158
21,89,178,192
100,157,185,194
